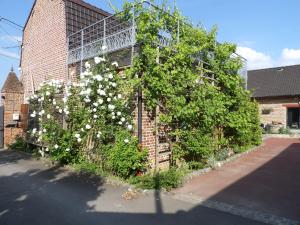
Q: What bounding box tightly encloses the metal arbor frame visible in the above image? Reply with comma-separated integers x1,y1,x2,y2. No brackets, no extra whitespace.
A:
66,1,181,71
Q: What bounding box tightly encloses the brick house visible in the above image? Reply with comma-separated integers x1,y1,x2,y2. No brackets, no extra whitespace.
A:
20,0,172,168
248,64,300,130
1,68,25,146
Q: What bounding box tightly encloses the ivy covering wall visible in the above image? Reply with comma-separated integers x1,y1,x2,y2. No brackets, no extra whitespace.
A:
24,0,262,177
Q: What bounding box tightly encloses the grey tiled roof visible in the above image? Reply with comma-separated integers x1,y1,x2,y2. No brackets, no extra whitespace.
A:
247,64,300,98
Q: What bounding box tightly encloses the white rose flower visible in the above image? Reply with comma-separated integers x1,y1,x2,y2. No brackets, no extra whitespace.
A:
47,114,51,119
108,73,114,79
77,138,82,143
124,139,129,143
121,117,126,122
94,57,101,64
107,97,111,102
54,144,59,149
118,121,123,125
93,102,99,107
65,110,70,115
108,104,115,111
32,128,37,134
85,124,91,130
93,115,98,119
93,108,97,112
43,129,47,133
30,113,36,118
108,93,113,97
75,133,80,138
98,99,103,104
85,61,91,69
111,83,117,87
112,115,116,119
117,94,122,99
127,124,133,130
45,148,49,152
99,90,106,96
66,148,70,152
59,109,63,113
95,75,103,81
84,98,91,103
117,112,121,116
45,91,50,96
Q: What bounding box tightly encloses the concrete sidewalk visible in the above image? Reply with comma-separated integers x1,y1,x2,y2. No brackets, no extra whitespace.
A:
175,138,300,222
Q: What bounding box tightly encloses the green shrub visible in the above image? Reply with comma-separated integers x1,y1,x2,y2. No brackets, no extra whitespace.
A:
176,129,215,166
106,130,148,179
8,136,27,151
130,167,185,191
73,160,106,176
215,148,229,161
278,127,290,134
8,136,37,153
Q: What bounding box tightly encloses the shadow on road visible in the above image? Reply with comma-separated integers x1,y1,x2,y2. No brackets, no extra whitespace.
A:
0,147,281,225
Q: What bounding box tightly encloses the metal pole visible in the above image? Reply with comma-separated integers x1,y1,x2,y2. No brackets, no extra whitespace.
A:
138,85,142,144
66,37,70,82
103,19,106,54
80,30,84,74
131,6,136,65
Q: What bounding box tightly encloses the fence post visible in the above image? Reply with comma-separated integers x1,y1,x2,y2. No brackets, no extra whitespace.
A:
103,18,106,54
80,30,84,75
131,6,136,65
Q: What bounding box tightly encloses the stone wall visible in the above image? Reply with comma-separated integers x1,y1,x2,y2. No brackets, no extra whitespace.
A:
257,96,300,127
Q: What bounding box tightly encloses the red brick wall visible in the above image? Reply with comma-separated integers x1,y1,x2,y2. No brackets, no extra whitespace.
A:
20,0,68,100
2,91,24,146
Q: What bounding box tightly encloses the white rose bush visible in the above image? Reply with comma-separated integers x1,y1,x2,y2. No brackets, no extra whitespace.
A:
28,57,148,178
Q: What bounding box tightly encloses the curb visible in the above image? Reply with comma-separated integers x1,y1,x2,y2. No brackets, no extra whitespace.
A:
183,144,263,184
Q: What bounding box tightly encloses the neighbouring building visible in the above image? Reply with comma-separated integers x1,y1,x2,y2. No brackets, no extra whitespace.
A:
1,67,25,147
248,64,300,130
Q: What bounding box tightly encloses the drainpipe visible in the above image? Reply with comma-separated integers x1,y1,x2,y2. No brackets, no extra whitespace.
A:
138,85,142,144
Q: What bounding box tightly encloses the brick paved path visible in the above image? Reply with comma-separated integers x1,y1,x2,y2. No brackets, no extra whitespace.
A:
175,138,300,222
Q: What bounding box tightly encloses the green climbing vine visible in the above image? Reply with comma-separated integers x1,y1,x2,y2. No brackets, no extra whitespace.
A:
25,0,261,177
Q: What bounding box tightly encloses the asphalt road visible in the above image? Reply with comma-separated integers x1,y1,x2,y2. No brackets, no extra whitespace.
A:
0,149,268,225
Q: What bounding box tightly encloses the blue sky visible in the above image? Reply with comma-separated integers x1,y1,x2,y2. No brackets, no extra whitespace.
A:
1,0,300,87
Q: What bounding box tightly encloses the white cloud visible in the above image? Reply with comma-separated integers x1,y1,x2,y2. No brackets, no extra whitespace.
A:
280,48,300,66
237,46,300,70
0,48,20,59
236,46,273,70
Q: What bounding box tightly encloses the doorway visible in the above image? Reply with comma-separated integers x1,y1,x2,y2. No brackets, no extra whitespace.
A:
287,108,300,129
